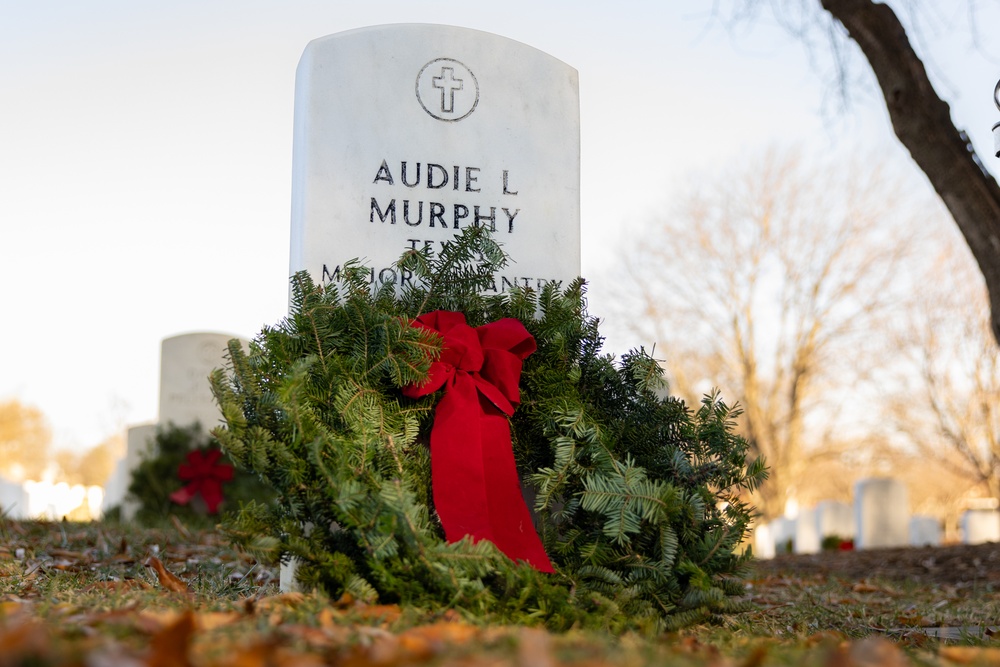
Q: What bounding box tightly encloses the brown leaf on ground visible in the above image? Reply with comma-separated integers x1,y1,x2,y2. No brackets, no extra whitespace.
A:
135,609,185,634
851,582,896,595
147,610,196,667
170,515,192,541
361,621,483,666
333,592,356,608
516,627,554,667
280,622,352,649
939,646,1000,664
847,637,910,667
145,556,189,594
254,592,305,612
216,641,330,667
740,644,770,667
0,619,51,665
353,603,403,624
196,611,243,631
400,621,479,647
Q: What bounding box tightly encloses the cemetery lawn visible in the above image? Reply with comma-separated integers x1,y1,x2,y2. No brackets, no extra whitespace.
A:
3,521,1000,666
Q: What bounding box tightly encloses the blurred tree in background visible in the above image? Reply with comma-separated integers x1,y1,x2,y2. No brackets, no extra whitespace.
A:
0,399,51,482
610,147,933,520
54,434,125,487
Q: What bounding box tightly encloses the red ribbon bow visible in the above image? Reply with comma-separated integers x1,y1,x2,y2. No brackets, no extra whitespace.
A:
169,449,234,514
403,311,553,573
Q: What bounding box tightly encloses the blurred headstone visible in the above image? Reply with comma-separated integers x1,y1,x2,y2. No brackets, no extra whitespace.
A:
815,500,855,541
961,509,1000,545
103,333,246,519
159,333,242,430
0,476,28,519
909,515,942,547
794,506,820,554
754,522,775,560
854,478,909,549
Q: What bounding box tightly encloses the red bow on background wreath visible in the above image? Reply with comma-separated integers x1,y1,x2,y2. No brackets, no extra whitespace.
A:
402,311,553,573
169,449,234,514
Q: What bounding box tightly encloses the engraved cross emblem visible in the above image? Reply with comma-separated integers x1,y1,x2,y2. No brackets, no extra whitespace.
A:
416,58,479,122
432,67,464,114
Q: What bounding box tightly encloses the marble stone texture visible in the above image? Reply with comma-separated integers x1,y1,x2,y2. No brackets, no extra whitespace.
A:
794,507,820,554
289,24,581,293
909,515,942,547
0,476,28,519
854,478,910,550
769,517,797,555
961,509,1000,545
159,333,240,431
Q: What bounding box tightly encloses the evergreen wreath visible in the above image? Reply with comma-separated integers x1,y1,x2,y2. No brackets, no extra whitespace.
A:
125,423,274,527
211,226,767,632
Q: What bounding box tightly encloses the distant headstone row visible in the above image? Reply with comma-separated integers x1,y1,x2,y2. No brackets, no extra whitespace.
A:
754,477,999,558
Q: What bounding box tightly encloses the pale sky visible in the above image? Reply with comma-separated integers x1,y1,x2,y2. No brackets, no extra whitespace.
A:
2,1,998,454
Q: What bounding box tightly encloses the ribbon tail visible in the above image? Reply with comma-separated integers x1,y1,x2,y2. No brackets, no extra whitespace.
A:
431,374,494,544
169,484,196,506
479,399,553,572
199,479,225,514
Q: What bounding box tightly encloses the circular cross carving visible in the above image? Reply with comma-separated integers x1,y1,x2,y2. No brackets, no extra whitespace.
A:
416,58,479,122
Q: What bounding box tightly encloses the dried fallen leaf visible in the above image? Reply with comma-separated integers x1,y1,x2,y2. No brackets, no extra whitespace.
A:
147,610,196,667
940,646,1000,664
333,592,356,608
851,582,882,594
846,638,909,667
398,621,479,651
170,515,192,541
196,611,243,631
135,609,185,634
254,592,305,611
517,627,554,667
145,555,189,594
353,603,403,624
0,619,50,663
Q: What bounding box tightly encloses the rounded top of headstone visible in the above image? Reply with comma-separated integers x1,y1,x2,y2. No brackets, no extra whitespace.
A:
303,24,576,72
161,331,245,344
158,333,248,430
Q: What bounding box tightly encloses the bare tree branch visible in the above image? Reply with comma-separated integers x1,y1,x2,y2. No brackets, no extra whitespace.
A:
819,0,1000,345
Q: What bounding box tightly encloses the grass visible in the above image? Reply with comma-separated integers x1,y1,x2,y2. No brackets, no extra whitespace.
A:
3,519,1000,666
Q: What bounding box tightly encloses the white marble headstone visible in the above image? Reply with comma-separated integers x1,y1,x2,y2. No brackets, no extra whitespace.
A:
854,478,909,549
121,423,156,521
815,500,855,540
793,507,820,554
753,522,775,560
909,515,942,547
289,24,581,291
768,517,796,555
961,509,1000,545
159,333,243,430
0,476,28,520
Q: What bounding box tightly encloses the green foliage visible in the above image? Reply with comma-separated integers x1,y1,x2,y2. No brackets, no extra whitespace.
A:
211,225,767,632
821,535,851,552
125,423,274,527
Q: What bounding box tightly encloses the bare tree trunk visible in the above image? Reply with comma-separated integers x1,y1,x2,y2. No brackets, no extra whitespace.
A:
819,0,1000,345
